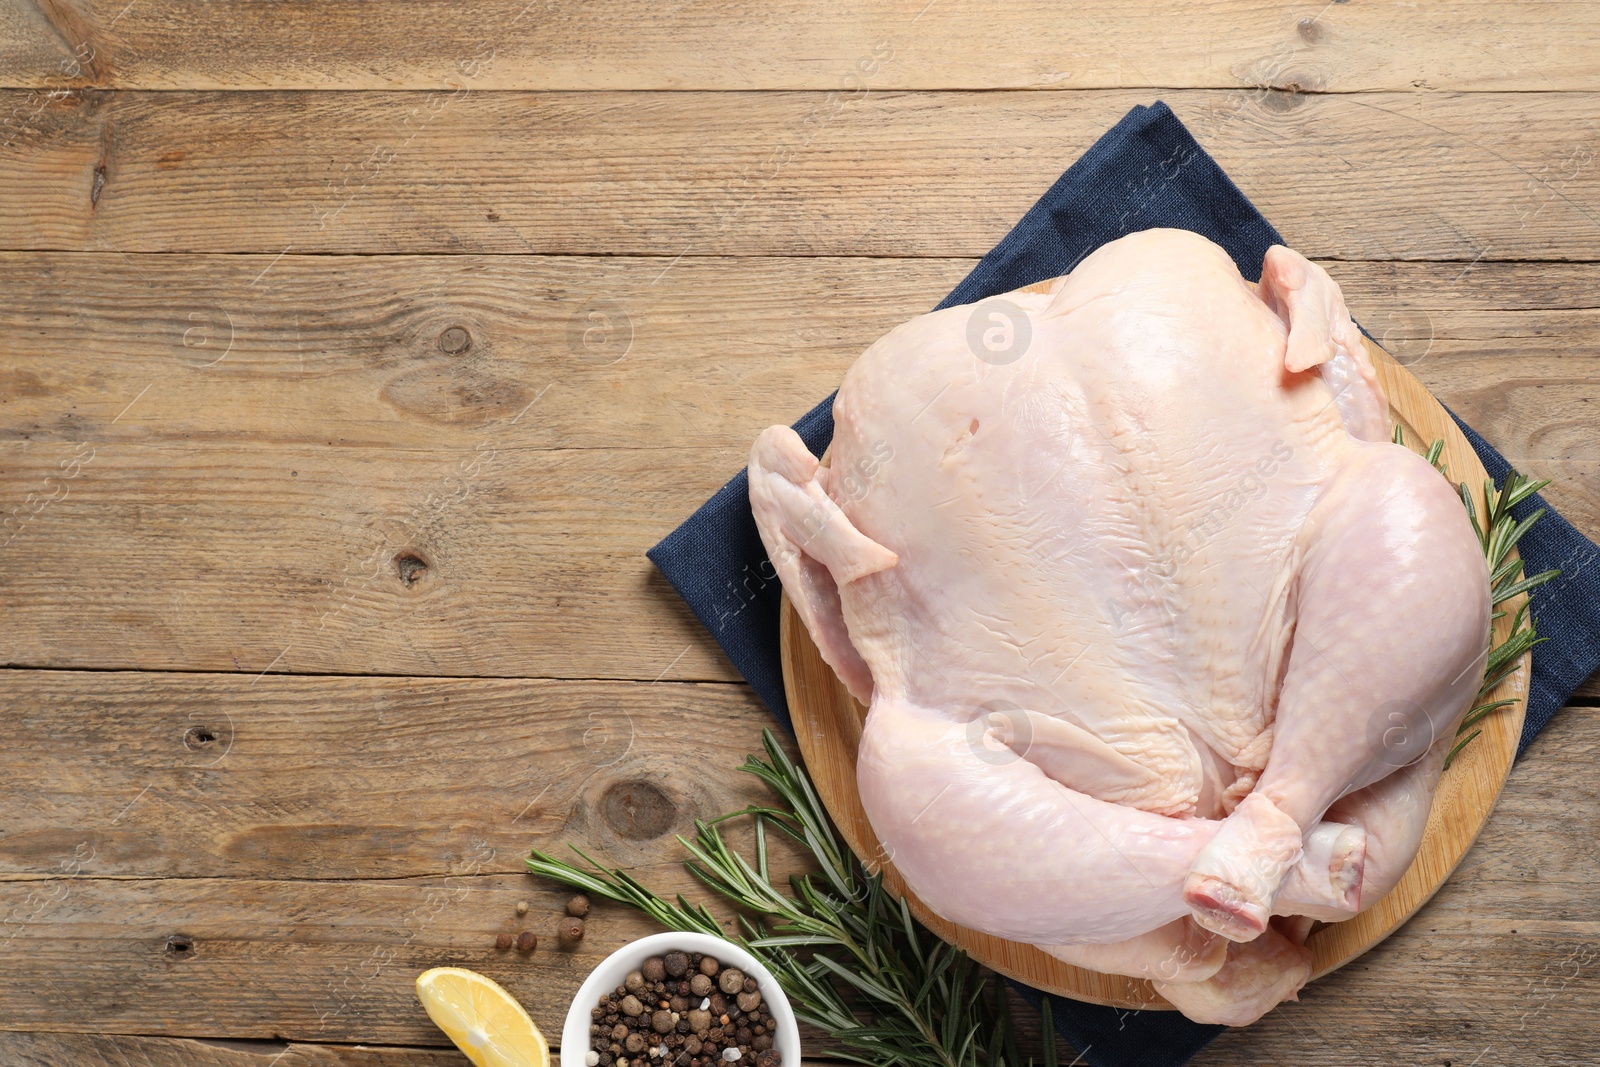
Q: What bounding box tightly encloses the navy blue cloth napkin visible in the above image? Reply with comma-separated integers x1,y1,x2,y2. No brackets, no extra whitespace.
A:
647,101,1600,1067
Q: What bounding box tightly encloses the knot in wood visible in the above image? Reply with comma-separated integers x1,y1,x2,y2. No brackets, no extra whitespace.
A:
599,779,676,840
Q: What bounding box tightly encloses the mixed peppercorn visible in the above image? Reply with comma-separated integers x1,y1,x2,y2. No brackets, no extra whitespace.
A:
584,949,781,1067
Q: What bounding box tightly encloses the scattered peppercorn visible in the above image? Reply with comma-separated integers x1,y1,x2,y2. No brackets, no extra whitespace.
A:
561,916,586,942
516,900,529,916
495,932,514,951
516,931,537,953
567,893,591,918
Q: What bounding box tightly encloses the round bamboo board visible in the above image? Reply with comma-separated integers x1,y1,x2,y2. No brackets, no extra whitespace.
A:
778,276,1531,1011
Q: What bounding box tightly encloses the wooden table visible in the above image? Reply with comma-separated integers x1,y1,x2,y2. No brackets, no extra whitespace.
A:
1,4,1597,1065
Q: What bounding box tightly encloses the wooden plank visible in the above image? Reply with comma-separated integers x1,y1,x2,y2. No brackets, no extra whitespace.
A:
0,1020,1053,1067
0,1032,869,1067
2,254,1596,679
0,872,746,1047
0,1032,469,1066
0,252,966,455
0,671,823,1049
1,1,1596,92
2,90,1598,258
0,672,797,880
0,705,1593,1051
0,440,747,679
3,252,1593,466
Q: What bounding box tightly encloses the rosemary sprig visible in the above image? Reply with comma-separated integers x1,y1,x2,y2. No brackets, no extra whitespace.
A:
1394,427,1561,767
528,729,1042,1067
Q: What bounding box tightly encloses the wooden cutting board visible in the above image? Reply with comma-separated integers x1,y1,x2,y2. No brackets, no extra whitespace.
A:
778,277,1531,1011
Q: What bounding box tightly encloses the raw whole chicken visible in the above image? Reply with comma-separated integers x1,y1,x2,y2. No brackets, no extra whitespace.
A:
748,229,1490,1026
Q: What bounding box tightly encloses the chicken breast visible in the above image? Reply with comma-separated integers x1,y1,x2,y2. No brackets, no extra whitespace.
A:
749,228,1490,1025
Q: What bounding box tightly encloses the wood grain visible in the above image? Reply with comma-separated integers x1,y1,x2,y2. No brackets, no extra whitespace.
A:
0,441,744,680
0,1031,471,1066
0,1031,874,1067
0,671,794,880
0,672,818,1050
0,871,711,1045
780,309,1529,1008
1,1,1596,92
2,90,1598,258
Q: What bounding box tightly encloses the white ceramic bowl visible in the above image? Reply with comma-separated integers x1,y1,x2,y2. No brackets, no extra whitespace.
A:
561,931,801,1067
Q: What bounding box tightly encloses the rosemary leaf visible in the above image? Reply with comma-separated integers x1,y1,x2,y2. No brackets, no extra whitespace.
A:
1446,729,1483,767
1458,699,1519,734
1493,568,1561,607
1041,997,1058,1067
1490,507,1547,571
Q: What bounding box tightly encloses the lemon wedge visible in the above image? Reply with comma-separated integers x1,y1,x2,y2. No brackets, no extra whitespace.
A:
415,966,551,1067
